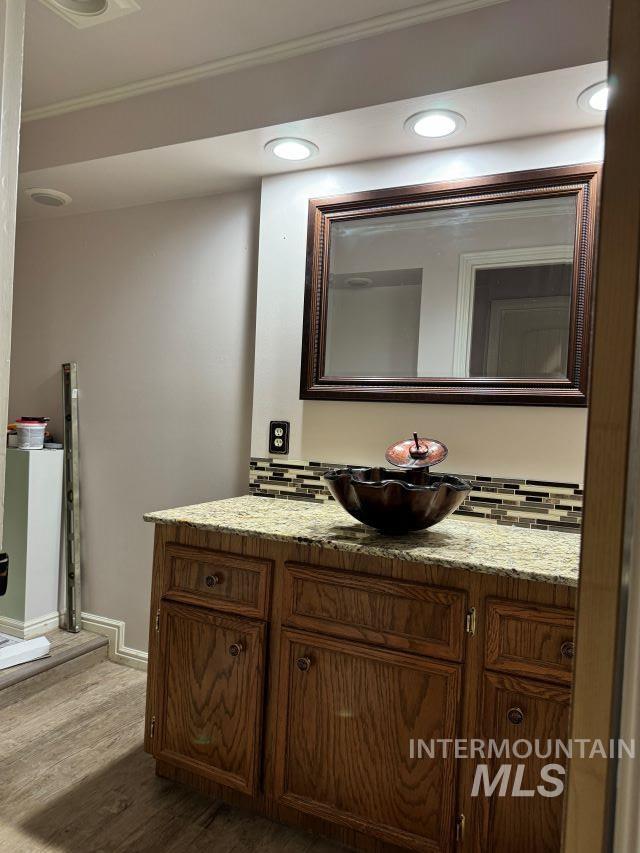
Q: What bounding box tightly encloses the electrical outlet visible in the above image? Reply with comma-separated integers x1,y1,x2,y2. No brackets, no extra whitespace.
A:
269,421,290,455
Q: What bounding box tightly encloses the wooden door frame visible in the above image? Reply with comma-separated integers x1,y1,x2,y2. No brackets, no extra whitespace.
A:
563,0,640,849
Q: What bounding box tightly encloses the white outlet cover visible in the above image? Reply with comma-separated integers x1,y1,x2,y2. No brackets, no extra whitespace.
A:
38,0,141,30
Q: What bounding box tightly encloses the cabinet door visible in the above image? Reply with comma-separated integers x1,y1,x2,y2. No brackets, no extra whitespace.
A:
154,601,265,794
275,629,461,852
480,672,571,853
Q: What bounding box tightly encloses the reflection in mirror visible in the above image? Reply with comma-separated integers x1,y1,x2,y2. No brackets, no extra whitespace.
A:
301,165,599,404
324,195,577,380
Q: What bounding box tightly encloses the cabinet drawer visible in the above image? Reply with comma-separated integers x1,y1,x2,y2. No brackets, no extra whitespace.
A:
283,562,466,661
485,599,576,684
164,543,271,618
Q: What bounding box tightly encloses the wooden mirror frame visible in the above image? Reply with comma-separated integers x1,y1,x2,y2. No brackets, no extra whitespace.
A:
299,163,600,406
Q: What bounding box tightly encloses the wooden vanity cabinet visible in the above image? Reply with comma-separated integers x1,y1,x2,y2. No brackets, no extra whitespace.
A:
163,543,272,619
275,628,461,852
282,562,466,661
479,672,572,853
485,599,576,684
145,525,576,853
151,601,266,795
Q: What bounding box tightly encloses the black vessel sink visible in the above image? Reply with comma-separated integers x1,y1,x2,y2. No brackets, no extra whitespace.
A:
324,466,471,533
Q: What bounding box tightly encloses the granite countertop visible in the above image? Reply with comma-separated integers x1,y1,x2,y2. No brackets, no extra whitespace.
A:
144,495,580,587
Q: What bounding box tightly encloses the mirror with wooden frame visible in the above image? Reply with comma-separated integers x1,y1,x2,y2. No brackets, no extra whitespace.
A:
300,164,600,405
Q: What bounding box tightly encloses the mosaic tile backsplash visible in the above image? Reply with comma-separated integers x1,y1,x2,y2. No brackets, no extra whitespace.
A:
249,457,582,534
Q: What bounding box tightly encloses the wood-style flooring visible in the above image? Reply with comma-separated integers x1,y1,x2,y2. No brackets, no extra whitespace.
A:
0,628,108,691
0,658,345,852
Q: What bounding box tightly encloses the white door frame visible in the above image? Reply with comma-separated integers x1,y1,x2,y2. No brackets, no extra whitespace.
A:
484,294,570,376
452,245,574,377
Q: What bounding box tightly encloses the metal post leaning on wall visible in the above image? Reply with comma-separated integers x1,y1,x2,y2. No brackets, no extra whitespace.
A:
62,363,82,633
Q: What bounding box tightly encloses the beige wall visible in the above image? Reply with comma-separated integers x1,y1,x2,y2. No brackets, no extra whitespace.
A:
251,130,603,482
10,190,259,650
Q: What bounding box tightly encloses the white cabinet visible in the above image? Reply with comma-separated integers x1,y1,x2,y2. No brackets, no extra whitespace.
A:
1,448,63,637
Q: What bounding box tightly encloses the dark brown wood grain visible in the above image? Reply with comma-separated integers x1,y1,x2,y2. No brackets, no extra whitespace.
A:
282,562,466,661
300,163,600,406
144,523,171,755
274,628,461,852
164,543,272,618
479,672,571,853
153,600,266,795
145,524,578,852
485,599,576,684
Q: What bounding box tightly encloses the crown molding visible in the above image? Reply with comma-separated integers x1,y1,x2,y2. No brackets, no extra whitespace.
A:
22,0,508,123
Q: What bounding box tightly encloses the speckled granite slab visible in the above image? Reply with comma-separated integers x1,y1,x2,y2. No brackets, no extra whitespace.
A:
144,495,579,587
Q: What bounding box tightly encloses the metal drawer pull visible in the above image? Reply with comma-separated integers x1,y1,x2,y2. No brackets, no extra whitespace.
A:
205,574,220,587
229,642,244,657
507,707,524,725
296,656,312,672
560,640,575,660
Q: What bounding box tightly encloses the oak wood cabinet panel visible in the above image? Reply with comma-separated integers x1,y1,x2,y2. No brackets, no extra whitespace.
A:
479,671,572,853
145,525,577,853
153,600,266,795
283,562,466,661
275,628,461,852
164,543,271,618
485,599,575,684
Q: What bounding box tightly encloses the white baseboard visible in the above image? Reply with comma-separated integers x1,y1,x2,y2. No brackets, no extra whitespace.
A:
80,612,148,671
0,609,148,671
0,611,60,640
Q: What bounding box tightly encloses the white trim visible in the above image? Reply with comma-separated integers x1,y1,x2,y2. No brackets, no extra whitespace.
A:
80,612,147,671
22,0,508,122
484,294,570,375
0,611,60,639
0,610,147,670
452,245,574,377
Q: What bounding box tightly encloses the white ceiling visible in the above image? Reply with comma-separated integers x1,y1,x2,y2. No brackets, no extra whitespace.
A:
24,0,504,113
18,62,606,221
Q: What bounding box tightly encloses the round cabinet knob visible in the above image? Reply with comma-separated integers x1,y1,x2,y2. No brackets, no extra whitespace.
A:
560,640,575,660
296,656,312,673
205,574,220,587
229,642,244,657
507,707,525,725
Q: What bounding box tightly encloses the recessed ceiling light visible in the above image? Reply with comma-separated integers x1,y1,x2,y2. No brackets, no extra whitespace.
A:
39,0,139,29
578,81,609,113
25,188,72,207
405,110,466,138
346,276,374,289
50,0,108,14
264,138,319,161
